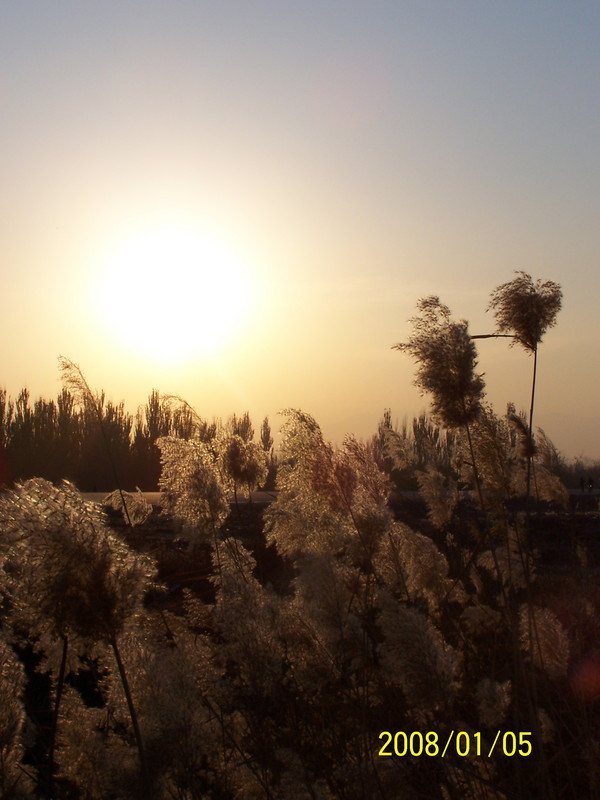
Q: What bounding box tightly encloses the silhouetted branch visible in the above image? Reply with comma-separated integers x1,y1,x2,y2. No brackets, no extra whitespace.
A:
470,334,517,340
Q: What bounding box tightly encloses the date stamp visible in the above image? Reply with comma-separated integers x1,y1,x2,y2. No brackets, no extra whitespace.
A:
378,731,532,758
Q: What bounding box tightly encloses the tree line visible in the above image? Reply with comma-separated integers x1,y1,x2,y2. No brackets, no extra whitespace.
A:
0,386,275,492
0,379,589,496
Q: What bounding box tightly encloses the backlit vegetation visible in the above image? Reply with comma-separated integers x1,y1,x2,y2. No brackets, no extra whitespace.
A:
1,273,599,799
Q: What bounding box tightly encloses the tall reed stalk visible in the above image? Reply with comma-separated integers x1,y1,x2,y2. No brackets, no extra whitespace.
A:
58,357,133,527
486,272,562,499
395,281,565,797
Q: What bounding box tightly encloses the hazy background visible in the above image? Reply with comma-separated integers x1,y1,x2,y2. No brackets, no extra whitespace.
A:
2,1,599,458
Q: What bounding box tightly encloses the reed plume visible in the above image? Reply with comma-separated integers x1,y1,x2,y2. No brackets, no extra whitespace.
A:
394,297,486,506
393,297,485,430
488,271,562,353
487,272,562,497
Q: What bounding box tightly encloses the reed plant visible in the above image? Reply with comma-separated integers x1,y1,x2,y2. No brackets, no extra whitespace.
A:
478,272,562,499
389,283,599,800
2,274,598,799
0,479,156,798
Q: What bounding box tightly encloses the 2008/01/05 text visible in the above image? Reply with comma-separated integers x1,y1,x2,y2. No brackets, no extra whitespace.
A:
378,731,532,758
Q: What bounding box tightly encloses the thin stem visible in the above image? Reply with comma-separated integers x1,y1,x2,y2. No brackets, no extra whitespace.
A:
470,333,517,340
47,635,68,800
526,346,538,499
233,484,241,519
92,401,133,528
110,634,153,799
463,415,484,511
60,358,133,527
201,696,278,800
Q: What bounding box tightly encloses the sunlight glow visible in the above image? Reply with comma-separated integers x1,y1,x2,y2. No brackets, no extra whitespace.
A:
92,223,257,366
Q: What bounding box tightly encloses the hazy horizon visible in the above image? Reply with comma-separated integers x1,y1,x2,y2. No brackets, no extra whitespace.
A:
2,2,599,459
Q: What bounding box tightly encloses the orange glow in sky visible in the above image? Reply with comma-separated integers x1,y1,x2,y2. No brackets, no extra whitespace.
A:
2,2,600,457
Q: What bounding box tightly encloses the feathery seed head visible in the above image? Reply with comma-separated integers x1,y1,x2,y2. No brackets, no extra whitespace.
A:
221,434,268,494
520,604,570,680
104,488,153,526
0,479,155,643
157,435,230,537
476,678,512,728
394,297,485,429
488,271,562,353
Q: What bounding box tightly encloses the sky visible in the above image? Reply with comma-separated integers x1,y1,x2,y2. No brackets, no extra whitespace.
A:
1,1,599,459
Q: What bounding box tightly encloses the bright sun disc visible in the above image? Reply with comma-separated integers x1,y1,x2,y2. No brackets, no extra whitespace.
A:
92,224,256,365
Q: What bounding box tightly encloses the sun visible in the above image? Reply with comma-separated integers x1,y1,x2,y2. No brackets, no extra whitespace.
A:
91,223,256,365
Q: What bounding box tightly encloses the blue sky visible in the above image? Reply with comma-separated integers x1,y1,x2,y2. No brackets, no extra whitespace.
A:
1,1,599,457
